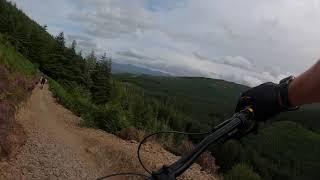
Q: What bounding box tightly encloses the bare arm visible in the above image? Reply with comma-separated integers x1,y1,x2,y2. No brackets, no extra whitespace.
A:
289,60,320,106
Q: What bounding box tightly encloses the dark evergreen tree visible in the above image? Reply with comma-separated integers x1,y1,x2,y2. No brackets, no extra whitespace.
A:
70,40,77,53
83,50,97,88
91,52,112,104
55,32,65,49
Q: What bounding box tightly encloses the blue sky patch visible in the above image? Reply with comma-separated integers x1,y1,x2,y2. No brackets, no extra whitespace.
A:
145,0,187,12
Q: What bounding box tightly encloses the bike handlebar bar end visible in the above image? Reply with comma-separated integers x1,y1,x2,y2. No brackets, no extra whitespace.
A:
239,106,255,120
247,107,254,114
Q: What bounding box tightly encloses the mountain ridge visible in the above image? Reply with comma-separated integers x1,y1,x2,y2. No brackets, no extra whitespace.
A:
112,61,172,76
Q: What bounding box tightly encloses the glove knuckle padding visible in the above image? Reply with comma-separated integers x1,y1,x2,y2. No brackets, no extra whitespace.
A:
236,82,280,121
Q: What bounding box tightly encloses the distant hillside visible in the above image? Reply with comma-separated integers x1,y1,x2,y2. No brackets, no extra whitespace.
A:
112,62,171,76
116,74,320,133
115,74,249,129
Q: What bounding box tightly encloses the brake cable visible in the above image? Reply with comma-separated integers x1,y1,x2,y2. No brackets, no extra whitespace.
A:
97,108,255,180
138,130,213,175
96,130,211,180
96,172,149,180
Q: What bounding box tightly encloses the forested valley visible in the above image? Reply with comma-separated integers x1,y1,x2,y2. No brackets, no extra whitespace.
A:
1,1,320,179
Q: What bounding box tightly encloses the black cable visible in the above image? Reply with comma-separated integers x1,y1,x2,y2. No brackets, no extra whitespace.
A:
96,130,214,180
96,172,149,180
137,130,213,175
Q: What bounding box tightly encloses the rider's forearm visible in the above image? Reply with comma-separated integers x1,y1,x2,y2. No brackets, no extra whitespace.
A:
289,60,320,106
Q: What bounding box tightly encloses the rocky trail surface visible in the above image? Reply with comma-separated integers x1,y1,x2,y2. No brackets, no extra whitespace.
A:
0,84,216,180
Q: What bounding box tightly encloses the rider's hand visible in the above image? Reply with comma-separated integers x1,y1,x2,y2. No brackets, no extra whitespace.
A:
235,82,290,121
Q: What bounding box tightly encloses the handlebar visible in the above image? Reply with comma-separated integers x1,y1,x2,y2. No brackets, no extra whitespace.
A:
96,108,255,180
148,108,255,180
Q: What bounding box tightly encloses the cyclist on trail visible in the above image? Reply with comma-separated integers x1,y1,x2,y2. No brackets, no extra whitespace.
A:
236,60,320,120
39,76,47,90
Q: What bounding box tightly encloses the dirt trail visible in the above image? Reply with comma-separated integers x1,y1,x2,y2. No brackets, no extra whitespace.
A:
0,84,216,180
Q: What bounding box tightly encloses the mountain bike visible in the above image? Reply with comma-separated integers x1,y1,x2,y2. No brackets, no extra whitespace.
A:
97,108,255,180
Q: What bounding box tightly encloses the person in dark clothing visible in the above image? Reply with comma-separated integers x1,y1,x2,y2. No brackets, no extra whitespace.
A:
40,76,47,89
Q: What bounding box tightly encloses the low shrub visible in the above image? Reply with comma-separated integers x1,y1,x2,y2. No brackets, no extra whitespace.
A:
178,140,219,174
224,163,261,180
117,127,145,142
48,79,129,133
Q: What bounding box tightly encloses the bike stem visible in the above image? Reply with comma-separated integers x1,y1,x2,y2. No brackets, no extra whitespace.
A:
148,109,255,180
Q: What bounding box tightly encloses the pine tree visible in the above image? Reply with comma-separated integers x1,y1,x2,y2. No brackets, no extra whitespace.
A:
84,50,97,88
91,52,112,104
78,50,83,57
42,24,47,31
71,40,77,53
55,32,65,49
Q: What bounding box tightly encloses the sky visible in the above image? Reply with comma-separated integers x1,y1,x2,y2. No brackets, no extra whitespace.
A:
10,0,320,86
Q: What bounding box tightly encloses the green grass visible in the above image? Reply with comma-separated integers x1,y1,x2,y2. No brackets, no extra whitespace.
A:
0,34,38,77
0,33,38,103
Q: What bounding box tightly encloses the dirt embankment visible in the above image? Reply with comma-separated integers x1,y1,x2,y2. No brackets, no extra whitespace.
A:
0,65,38,160
0,83,217,180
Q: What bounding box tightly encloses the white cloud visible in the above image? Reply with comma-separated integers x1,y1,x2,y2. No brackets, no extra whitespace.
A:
222,56,253,70
11,0,320,86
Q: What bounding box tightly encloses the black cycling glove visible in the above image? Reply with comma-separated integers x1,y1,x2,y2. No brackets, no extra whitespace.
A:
235,81,296,121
